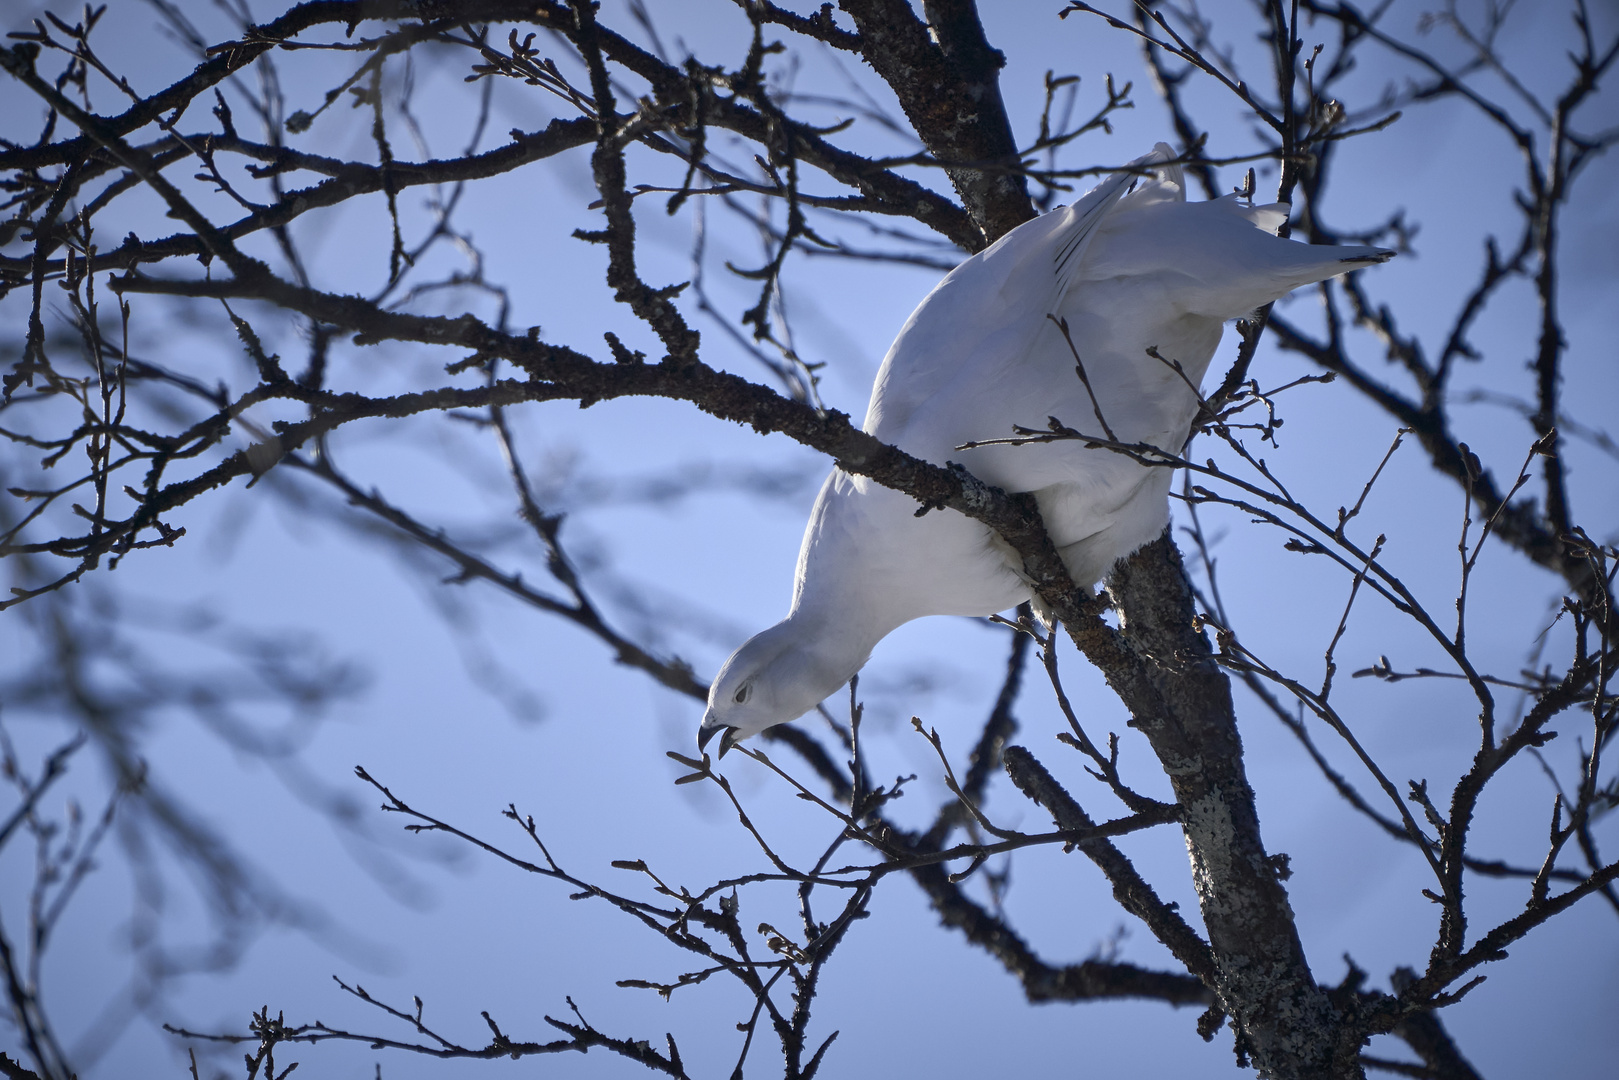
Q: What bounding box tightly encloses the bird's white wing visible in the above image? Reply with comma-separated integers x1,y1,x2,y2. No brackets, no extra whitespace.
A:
1051,143,1183,299
863,145,1175,449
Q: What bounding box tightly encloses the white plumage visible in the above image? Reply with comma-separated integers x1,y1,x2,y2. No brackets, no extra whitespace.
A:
699,144,1392,751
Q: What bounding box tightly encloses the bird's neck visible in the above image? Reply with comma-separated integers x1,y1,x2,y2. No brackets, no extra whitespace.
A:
776,604,883,701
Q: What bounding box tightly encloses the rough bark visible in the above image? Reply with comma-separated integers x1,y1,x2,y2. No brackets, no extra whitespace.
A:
1108,536,1350,1078
838,0,1032,248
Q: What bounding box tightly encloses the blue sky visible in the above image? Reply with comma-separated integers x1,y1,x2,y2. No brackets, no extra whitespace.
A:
2,2,1617,1077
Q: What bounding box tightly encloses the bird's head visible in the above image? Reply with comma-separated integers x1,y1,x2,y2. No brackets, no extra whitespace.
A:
698,618,854,755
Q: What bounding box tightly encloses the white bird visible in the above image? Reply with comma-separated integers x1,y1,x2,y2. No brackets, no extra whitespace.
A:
699,144,1392,753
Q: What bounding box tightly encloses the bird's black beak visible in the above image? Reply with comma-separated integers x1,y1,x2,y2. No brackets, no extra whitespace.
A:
697,724,741,758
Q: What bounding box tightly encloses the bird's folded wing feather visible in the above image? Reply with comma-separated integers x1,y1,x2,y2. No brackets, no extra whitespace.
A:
863,146,1174,449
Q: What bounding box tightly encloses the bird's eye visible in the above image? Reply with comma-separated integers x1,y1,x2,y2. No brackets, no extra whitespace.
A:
733,684,751,705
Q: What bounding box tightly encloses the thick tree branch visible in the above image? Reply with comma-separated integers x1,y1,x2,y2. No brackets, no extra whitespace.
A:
837,0,1033,246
